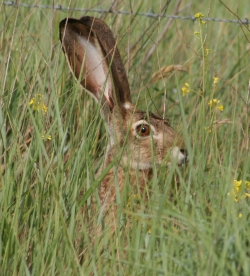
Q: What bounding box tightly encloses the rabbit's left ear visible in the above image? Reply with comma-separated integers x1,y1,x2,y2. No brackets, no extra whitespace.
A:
59,18,115,109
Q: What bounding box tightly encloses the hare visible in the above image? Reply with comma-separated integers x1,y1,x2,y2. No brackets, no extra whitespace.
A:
59,16,188,234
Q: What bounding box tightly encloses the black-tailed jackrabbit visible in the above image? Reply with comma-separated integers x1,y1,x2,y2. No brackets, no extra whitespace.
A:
59,16,188,233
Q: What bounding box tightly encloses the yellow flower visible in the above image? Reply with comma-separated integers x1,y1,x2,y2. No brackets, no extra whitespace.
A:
127,193,140,208
213,77,219,84
204,126,212,133
217,105,224,111
133,194,140,201
194,13,206,25
29,94,48,114
208,99,223,111
205,48,210,56
42,132,52,141
182,83,190,96
194,31,200,36
42,105,48,113
208,99,219,106
29,98,35,105
228,180,250,202
194,13,204,19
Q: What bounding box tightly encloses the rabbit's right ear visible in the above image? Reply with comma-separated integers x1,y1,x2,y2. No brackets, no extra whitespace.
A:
59,17,132,110
59,18,114,108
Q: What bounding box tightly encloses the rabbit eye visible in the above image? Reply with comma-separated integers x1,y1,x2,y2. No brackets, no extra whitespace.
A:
136,124,150,137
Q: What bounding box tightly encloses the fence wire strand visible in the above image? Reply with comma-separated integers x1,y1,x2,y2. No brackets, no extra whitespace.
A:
2,1,250,25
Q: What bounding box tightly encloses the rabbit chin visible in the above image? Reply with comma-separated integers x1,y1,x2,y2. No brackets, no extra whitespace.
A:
121,147,186,170
121,156,153,170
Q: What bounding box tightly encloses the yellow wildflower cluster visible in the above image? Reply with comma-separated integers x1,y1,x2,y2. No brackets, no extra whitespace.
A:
42,133,52,141
194,12,204,19
29,94,51,141
228,180,250,203
182,83,190,96
29,94,48,114
204,126,212,133
194,12,206,36
208,99,224,111
194,12,206,25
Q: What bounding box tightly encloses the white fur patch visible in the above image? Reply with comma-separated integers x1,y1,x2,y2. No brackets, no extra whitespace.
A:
123,102,133,109
171,146,186,165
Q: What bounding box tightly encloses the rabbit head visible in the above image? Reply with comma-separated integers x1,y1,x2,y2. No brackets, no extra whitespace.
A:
59,16,187,185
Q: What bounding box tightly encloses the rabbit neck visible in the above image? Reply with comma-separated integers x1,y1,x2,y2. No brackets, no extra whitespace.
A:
99,161,153,207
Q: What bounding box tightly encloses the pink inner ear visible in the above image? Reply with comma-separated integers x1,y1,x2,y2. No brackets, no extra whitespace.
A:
75,34,113,108
105,96,114,109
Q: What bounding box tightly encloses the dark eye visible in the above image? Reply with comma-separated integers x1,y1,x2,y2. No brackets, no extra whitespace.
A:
136,124,150,137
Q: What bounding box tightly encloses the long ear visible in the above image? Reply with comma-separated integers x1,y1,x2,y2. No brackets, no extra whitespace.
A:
59,16,132,109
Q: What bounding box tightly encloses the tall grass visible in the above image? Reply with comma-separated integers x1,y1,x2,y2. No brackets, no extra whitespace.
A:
1,0,250,275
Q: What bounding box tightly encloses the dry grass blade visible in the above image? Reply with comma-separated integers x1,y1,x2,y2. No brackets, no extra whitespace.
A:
213,119,232,125
151,64,187,82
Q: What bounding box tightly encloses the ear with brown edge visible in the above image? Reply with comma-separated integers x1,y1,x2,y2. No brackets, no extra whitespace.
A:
59,17,132,110
79,16,132,106
59,17,114,109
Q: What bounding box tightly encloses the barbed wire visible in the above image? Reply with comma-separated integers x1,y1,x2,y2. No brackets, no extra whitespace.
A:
2,1,249,25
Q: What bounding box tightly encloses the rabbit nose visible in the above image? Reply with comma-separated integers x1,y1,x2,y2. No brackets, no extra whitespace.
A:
180,149,189,163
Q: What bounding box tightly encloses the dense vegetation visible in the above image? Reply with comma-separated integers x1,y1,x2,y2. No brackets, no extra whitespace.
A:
1,0,249,275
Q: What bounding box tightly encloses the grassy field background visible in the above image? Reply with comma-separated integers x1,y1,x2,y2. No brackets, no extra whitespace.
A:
1,0,250,275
